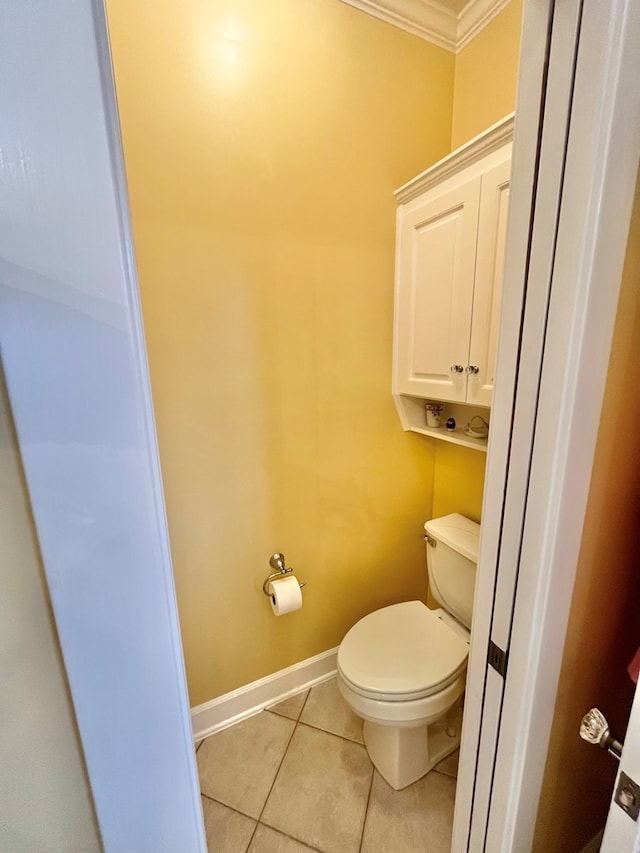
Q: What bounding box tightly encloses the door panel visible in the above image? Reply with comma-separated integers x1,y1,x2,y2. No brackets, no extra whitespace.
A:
602,681,640,851
0,2,206,849
467,158,512,407
453,0,585,850
459,0,640,849
394,178,481,402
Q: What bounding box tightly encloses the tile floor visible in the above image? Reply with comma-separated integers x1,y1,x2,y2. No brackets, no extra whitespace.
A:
196,677,458,853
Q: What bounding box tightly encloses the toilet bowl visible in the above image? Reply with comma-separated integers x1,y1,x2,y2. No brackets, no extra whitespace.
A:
336,513,480,790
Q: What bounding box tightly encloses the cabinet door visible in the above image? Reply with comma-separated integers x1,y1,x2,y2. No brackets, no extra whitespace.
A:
394,177,481,402
466,158,511,407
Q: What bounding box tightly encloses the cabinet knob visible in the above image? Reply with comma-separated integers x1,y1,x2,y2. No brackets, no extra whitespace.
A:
466,365,480,374
450,364,464,373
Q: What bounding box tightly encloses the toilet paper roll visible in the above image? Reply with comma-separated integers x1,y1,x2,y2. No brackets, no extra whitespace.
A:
268,575,303,616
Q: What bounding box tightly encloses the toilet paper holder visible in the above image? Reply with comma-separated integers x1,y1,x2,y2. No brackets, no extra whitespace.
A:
262,552,306,598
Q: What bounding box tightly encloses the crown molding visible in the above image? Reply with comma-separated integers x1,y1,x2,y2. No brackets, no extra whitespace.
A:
395,112,514,203
338,0,512,53
457,0,513,50
339,0,457,51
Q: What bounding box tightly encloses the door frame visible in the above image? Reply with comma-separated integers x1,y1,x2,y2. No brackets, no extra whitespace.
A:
453,0,640,850
602,679,640,850
0,0,206,849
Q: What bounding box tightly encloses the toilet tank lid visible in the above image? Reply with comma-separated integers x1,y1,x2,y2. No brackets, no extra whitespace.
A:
424,514,480,562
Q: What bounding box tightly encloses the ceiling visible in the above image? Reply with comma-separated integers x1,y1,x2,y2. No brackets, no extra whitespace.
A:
338,0,511,53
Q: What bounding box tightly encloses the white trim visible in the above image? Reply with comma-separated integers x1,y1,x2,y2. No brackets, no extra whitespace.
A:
454,1,640,850
487,0,640,848
452,0,566,842
0,2,206,849
338,0,457,51
448,0,640,850
191,648,338,740
395,113,514,204
457,0,512,51
337,0,512,53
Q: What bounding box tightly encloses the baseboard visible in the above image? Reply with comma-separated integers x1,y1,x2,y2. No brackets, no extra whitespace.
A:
191,647,338,741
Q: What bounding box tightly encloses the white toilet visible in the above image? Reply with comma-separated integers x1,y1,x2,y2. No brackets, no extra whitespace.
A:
336,513,480,790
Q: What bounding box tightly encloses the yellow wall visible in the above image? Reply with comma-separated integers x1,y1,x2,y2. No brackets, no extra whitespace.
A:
451,0,523,149
428,0,522,532
107,0,454,704
532,176,640,852
432,444,486,523
107,0,522,706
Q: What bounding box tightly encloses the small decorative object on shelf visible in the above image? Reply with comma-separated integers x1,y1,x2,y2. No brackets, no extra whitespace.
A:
425,402,444,428
446,417,456,431
463,415,489,439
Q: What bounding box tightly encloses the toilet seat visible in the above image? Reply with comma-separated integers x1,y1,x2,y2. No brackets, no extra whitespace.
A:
337,601,469,702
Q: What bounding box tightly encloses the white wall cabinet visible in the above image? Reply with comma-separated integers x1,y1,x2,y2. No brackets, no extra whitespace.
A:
392,115,514,450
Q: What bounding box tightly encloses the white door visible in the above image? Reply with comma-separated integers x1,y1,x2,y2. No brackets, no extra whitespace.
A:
602,685,640,850
0,1,206,850
453,0,640,850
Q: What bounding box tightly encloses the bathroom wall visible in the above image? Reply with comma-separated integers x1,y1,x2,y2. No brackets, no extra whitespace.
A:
106,0,453,704
531,176,640,851
451,0,523,149
428,0,523,530
0,367,101,853
431,444,486,523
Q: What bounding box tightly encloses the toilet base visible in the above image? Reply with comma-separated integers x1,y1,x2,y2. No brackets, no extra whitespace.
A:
363,702,463,790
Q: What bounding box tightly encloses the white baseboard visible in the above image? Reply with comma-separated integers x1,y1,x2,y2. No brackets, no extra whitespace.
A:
191,647,338,741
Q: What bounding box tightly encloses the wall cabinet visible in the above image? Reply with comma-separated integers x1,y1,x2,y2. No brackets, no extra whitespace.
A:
392,115,514,450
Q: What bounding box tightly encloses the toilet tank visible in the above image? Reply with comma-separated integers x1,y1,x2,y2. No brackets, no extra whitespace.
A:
424,513,480,629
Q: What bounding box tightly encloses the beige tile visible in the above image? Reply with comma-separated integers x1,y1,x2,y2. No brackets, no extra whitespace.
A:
267,689,309,721
361,769,456,853
248,824,317,852
198,712,296,818
201,796,256,853
299,678,364,744
262,724,372,853
195,739,204,752
434,748,459,778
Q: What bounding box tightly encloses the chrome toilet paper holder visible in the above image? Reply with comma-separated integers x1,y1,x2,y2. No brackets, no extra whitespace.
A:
262,552,306,598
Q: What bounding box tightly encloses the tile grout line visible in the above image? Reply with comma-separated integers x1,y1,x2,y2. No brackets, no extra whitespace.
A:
199,685,458,853
201,791,325,853
245,690,312,852
295,718,365,747
263,689,373,852
257,823,326,853
200,791,256,823
357,767,375,853
264,707,300,721
200,685,385,853
199,743,457,833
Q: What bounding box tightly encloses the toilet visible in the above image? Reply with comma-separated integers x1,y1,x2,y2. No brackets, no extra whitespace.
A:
336,513,480,790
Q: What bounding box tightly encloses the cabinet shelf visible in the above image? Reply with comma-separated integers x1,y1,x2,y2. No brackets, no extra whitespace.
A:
409,424,488,452
393,395,490,453
391,121,513,454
